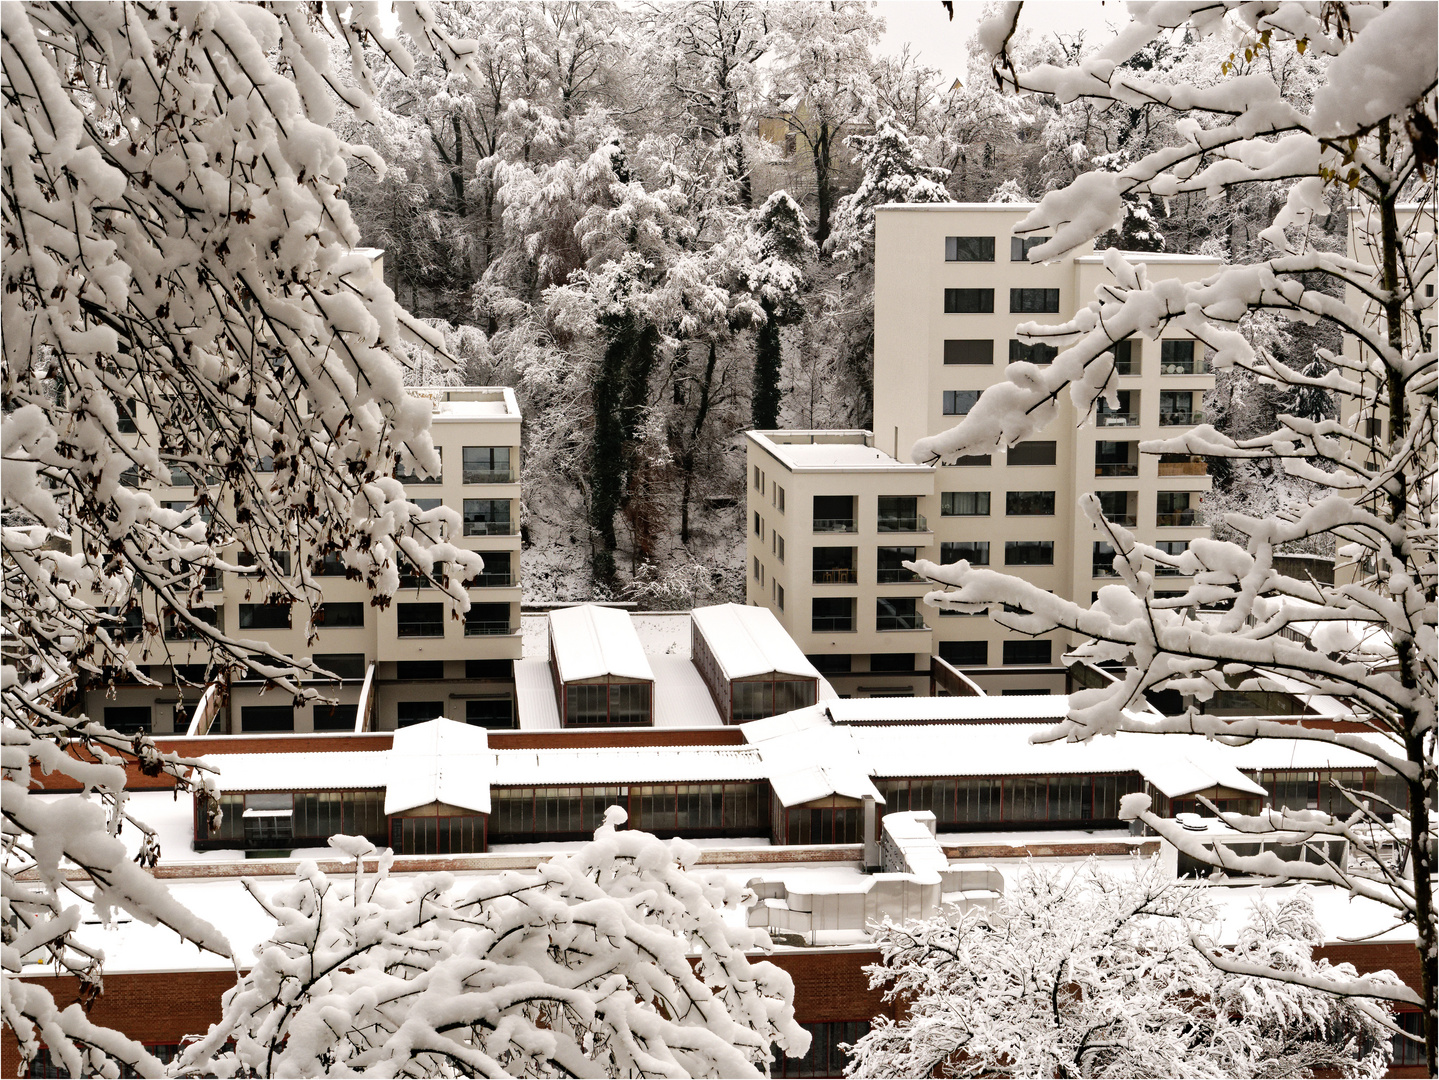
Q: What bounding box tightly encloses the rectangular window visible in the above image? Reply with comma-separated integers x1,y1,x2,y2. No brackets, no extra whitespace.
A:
951,454,992,466
242,705,295,732
1006,490,1055,515
1160,339,1197,373
465,550,513,587
775,535,785,562
776,583,785,611
464,603,512,636
871,653,916,672
754,511,762,537
940,540,989,565
316,602,364,628
1157,491,1195,527
877,495,921,532
397,555,442,590
395,448,442,484
462,446,512,484
104,706,151,734
397,660,445,681
1093,541,1119,578
753,556,762,582
812,597,855,633
942,389,980,415
774,485,786,512
806,653,851,674
938,640,987,666
1005,540,1054,565
876,547,918,583
876,596,921,631
1008,340,1058,365
163,606,220,640
396,603,444,638
238,603,290,630
397,701,445,727
812,546,856,584
1003,640,1053,665
943,339,994,365
1010,235,1051,261
1010,288,1059,313
813,495,856,533
1110,339,1136,374
944,288,994,313
313,653,366,680
463,499,512,536
312,551,347,576
753,465,761,491
117,399,138,434
313,703,358,731
466,658,513,679
941,491,989,516
1155,539,1188,575
466,697,514,728
1007,440,1057,466
944,236,995,261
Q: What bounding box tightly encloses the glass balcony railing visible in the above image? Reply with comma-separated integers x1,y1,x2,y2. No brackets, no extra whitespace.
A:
1113,360,1141,376
875,567,921,583
1092,564,1121,578
1159,410,1203,426
467,573,514,588
1099,514,1137,527
462,469,515,484
463,520,518,536
811,617,856,632
877,613,927,631
1160,359,1211,375
1094,463,1139,477
1156,510,1199,527
813,518,857,533
876,515,927,533
1157,459,1209,476
812,568,857,584
464,621,514,636
1095,412,1139,427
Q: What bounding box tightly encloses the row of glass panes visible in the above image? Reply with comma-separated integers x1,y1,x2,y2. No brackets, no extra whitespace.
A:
198,791,385,843
1094,541,1189,578
563,681,652,725
389,814,485,855
812,597,927,632
394,446,514,484
487,783,769,839
943,338,1199,372
944,388,1200,421
936,640,1054,667
396,602,513,637
874,773,1145,825
732,679,818,721
778,803,866,845
943,289,1060,314
944,235,1049,262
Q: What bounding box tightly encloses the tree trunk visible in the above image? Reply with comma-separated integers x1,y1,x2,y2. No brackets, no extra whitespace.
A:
679,341,719,546
752,308,782,430
812,121,833,247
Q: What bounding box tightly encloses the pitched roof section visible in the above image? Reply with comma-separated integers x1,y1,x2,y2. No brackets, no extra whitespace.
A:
742,707,884,807
691,603,819,682
548,604,654,683
384,720,491,815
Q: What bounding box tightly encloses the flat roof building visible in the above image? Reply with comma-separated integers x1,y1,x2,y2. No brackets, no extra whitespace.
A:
691,603,822,723
548,604,656,726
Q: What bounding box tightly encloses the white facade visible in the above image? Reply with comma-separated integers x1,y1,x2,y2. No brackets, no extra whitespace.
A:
88,385,524,736
751,205,1219,695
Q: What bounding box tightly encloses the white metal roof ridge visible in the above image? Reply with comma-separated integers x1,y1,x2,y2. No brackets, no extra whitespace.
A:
691,604,819,682
548,604,655,683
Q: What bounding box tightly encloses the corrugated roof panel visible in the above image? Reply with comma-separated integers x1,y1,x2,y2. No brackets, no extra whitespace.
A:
548,604,654,683
691,604,819,682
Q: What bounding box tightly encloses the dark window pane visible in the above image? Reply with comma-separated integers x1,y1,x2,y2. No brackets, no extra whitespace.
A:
1006,490,1055,515
316,602,364,628
313,653,366,680
396,660,444,681
397,603,444,638
1003,640,1053,665
314,703,358,731
940,540,989,565
397,701,445,726
945,236,995,261
239,604,290,630
1010,235,1051,261
806,653,851,674
939,640,987,666
942,390,980,415
1009,339,1058,365
465,603,512,636
944,288,994,313
1004,540,1054,565
1007,440,1057,466
243,705,294,732
943,339,994,365
105,706,151,734
466,697,515,728
1009,288,1060,313
465,659,514,679
941,491,989,516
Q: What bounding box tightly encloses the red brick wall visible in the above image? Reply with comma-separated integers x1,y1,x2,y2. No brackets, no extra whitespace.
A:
764,949,893,1023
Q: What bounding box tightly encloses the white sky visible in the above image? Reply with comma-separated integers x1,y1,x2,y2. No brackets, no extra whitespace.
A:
874,0,1124,83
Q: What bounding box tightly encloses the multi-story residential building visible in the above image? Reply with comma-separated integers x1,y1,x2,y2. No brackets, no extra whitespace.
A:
750,205,1219,696
86,385,523,736
745,430,937,697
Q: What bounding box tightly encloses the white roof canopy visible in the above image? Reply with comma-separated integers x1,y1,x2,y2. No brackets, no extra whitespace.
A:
548,604,655,683
691,603,819,682
385,719,491,815
743,707,883,808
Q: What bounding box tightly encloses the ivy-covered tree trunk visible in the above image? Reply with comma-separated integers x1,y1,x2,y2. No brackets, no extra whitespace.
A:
752,307,783,430
811,121,833,247
589,312,660,588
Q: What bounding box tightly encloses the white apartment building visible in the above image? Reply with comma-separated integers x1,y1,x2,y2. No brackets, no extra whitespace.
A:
750,205,1219,695
745,430,937,697
87,385,524,737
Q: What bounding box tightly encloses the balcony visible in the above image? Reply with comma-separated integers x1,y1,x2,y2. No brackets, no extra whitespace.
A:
877,612,927,631
876,515,927,533
876,567,922,584
1113,360,1141,377
1095,412,1139,428
1159,411,1203,427
1160,359,1211,375
1094,462,1138,478
1092,563,1121,578
1158,459,1208,477
464,620,514,636
467,573,514,588
1101,514,1137,527
1156,510,1199,527
463,520,518,536
812,568,857,585
462,469,515,484
811,616,856,632
813,518,857,533
1154,564,1186,576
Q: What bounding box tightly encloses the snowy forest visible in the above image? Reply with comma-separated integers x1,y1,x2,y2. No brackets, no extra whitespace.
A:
330,0,1346,603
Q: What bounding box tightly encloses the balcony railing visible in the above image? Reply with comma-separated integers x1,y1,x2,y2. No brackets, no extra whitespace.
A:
1160,359,1211,375
877,515,927,533
813,518,857,533
1156,511,1199,527
1096,412,1139,427
812,568,857,585
463,469,515,484
1099,514,1137,527
876,568,921,583
811,617,856,632
397,620,445,638
464,621,514,636
1092,564,1121,578
1094,463,1138,477
1154,564,1186,576
1159,411,1203,426
877,613,927,631
1157,460,1209,476
463,520,518,536
1114,360,1141,376
467,573,514,588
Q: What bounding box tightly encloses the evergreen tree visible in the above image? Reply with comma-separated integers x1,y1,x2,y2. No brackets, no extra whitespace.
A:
745,192,817,430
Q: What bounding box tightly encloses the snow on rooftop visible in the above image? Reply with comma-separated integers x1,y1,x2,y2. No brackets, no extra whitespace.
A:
691,603,819,682
408,385,521,421
201,751,391,792
548,604,654,683
385,719,491,815
491,745,765,786
650,655,724,727
825,695,1069,724
514,657,562,730
743,707,882,807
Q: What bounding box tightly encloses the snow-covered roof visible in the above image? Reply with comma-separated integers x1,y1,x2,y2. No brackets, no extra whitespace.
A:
650,655,725,727
202,751,391,792
491,745,765,786
385,719,491,815
743,707,883,807
825,695,1070,724
1139,749,1267,800
749,431,931,474
1074,252,1223,264
514,658,562,730
548,604,654,683
409,386,521,421
691,604,819,682
875,202,1037,211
